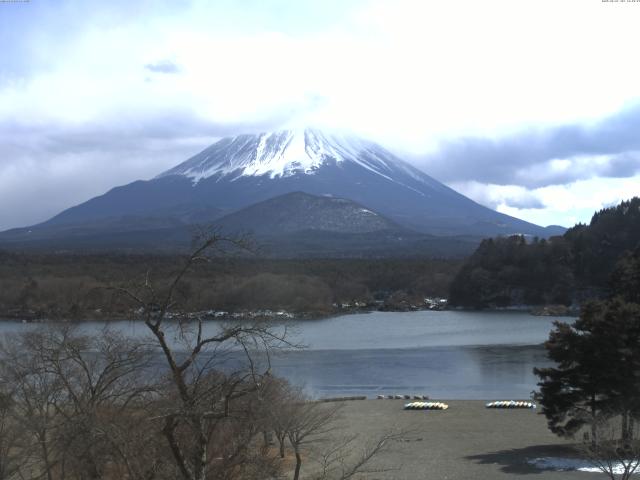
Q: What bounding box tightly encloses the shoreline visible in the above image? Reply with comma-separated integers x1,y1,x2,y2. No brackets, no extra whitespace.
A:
0,304,574,323
324,399,600,479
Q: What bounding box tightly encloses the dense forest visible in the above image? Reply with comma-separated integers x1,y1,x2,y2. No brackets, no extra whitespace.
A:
449,197,640,309
0,252,461,320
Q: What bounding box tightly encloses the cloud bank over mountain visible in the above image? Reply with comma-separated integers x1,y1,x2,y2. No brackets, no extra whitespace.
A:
419,104,640,188
0,0,639,230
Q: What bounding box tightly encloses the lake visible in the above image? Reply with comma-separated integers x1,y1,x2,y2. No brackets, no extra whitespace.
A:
275,310,563,399
0,310,567,399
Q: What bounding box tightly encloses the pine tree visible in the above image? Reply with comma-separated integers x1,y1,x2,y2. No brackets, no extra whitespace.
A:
535,299,640,444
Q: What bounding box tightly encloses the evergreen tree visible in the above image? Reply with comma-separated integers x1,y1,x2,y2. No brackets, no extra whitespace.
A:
535,299,640,443
611,248,640,304
450,197,640,308
534,306,613,441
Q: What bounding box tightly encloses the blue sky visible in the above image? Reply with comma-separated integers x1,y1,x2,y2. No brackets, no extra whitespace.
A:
1,0,639,230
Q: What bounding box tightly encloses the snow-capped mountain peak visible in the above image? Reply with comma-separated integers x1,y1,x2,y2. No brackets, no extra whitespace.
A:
158,128,402,183
9,127,557,243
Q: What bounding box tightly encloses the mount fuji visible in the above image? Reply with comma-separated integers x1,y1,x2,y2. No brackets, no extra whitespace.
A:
0,127,564,254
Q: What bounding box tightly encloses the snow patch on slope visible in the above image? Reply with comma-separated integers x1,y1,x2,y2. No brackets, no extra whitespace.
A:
160,129,395,180
157,127,456,199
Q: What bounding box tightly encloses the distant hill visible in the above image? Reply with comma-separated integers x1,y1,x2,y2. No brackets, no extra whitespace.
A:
214,191,468,257
449,198,640,308
215,191,403,235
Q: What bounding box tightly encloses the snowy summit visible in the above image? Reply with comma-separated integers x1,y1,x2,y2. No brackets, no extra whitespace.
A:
158,128,424,185
5,126,561,243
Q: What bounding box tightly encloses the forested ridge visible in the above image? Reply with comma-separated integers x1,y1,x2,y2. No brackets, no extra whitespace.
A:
449,197,640,308
0,253,460,320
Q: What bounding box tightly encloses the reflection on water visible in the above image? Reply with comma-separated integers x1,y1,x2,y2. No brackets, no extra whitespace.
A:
1,310,565,399
287,310,561,349
269,345,551,399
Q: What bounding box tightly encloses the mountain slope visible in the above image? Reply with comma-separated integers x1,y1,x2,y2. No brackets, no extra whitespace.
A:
215,191,403,235
35,128,557,238
210,191,478,257
0,191,481,257
0,128,565,256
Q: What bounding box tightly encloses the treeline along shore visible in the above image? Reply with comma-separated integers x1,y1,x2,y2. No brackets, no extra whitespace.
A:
0,252,461,321
449,197,640,310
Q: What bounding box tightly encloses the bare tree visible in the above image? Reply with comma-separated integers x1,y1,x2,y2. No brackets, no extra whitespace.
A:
275,388,405,480
0,326,164,480
113,231,292,480
0,391,28,480
35,327,156,479
0,331,66,480
311,431,404,480
580,415,640,480
286,397,343,480
260,377,297,459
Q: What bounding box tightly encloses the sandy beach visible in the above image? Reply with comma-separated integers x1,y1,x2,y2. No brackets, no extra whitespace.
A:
320,400,607,480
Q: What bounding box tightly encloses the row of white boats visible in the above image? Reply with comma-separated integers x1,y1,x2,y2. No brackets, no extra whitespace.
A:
403,400,536,410
485,400,536,409
377,394,430,400
375,395,537,410
404,402,449,410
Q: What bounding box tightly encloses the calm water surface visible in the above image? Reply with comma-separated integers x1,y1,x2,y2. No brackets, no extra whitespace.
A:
277,310,563,399
1,310,567,399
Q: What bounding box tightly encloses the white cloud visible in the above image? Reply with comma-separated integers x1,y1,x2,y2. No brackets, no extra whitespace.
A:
1,0,640,229
0,131,211,230
514,153,640,186
453,176,640,228
4,0,640,143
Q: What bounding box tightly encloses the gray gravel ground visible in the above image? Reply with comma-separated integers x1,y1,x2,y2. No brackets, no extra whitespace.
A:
323,399,608,480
